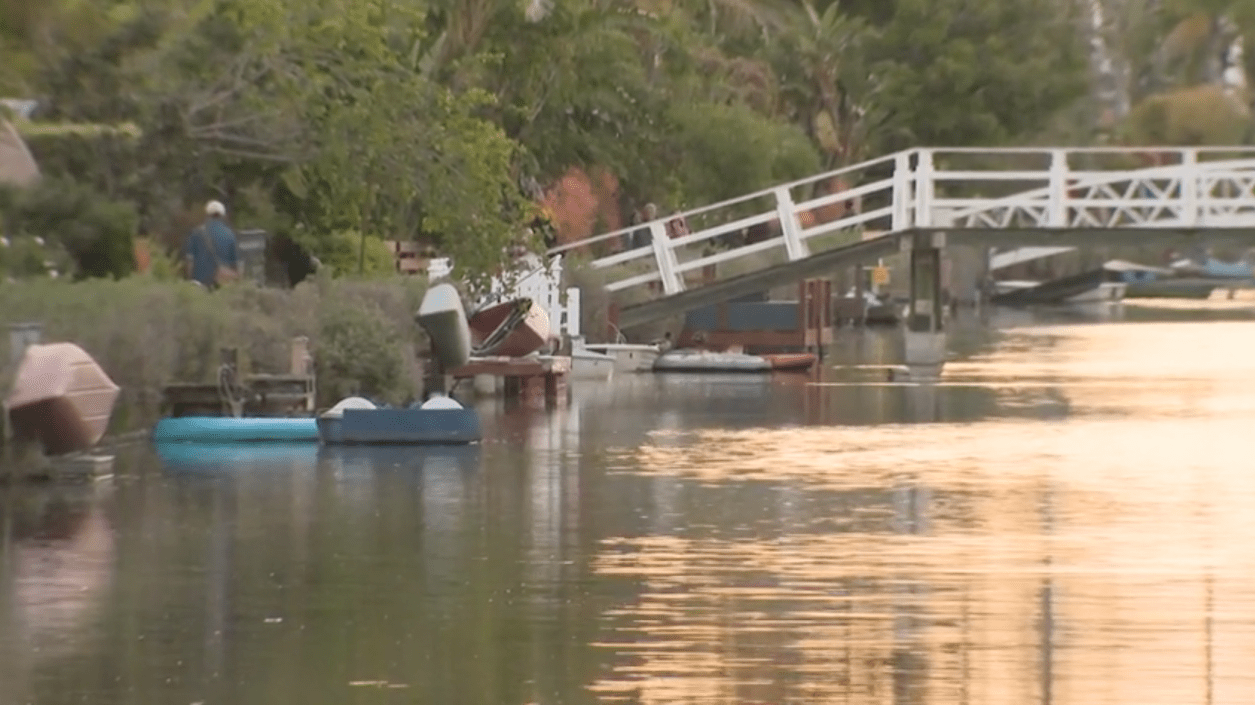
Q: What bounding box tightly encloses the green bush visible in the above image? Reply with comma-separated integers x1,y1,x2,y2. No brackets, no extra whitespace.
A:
0,235,75,279
0,275,430,430
295,229,399,278
0,177,138,279
316,300,410,404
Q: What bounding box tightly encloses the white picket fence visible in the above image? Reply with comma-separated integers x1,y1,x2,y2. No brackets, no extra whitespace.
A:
427,255,581,340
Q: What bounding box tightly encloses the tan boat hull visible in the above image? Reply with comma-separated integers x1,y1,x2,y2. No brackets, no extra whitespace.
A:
5,343,120,456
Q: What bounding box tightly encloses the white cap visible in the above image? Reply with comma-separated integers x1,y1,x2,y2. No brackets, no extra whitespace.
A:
206,200,226,216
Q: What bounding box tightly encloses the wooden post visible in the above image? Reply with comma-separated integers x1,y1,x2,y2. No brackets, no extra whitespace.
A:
822,279,832,353
290,336,310,376
219,347,244,418
812,280,823,355
290,336,315,412
3,323,42,473
853,264,866,326
797,280,808,346
607,303,621,342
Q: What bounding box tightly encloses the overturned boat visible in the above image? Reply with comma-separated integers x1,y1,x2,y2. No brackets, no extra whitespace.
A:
468,298,550,357
5,343,121,456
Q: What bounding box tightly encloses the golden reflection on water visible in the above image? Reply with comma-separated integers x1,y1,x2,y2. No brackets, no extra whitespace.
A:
592,321,1255,704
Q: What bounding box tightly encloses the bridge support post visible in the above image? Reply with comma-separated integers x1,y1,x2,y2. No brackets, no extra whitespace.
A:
903,234,945,378
649,221,685,295
774,187,810,261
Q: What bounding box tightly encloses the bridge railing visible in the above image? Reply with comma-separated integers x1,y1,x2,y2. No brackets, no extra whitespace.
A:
552,146,1255,300
925,147,1255,229
549,151,913,296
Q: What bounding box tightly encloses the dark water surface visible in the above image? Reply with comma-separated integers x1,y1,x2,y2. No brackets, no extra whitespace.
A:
5,301,1255,705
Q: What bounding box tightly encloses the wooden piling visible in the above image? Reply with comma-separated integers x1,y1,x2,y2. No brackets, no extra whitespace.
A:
449,356,570,407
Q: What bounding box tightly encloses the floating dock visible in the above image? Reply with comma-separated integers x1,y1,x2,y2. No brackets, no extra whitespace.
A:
449,355,570,405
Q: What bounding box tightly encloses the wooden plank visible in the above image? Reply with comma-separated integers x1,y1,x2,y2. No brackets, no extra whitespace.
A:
449,356,571,378
245,374,314,383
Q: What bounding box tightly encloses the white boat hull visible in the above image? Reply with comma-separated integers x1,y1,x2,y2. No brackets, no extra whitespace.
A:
993,280,1126,305
571,348,616,380
581,343,660,373
653,349,772,373
1065,281,1126,304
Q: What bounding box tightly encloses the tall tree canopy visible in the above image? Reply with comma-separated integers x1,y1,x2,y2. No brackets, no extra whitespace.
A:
0,0,1136,282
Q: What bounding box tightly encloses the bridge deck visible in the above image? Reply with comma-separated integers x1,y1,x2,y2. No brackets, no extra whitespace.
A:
548,146,1255,328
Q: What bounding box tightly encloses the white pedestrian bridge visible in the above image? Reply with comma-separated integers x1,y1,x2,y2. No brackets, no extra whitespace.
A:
548,147,1255,328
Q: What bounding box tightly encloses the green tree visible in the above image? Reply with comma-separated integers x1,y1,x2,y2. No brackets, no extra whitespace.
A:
852,0,1090,150
0,178,138,279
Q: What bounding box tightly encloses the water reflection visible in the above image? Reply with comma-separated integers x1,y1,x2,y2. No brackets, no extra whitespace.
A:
5,312,1255,704
0,484,116,702
155,442,320,474
588,319,1255,705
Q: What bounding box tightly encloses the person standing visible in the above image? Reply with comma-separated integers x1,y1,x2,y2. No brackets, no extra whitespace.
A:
185,200,241,290
631,203,658,250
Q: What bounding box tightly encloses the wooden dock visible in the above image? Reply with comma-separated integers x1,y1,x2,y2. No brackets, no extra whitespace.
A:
1,451,115,484
449,355,570,405
161,339,316,418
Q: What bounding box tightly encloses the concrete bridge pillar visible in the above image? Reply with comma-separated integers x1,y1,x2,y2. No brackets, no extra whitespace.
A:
903,234,946,378
945,244,987,310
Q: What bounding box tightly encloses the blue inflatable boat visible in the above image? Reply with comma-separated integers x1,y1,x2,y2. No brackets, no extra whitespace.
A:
152,416,320,443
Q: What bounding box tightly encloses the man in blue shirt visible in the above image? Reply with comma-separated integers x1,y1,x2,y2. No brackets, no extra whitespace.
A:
185,200,240,290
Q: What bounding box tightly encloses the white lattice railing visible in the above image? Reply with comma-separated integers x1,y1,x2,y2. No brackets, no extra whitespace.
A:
548,146,1255,299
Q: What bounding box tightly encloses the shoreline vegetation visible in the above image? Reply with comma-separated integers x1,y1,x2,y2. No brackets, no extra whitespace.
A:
0,274,433,437
0,255,638,441
2,0,1252,443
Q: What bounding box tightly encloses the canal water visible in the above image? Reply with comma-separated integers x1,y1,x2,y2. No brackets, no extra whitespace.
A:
4,300,1255,705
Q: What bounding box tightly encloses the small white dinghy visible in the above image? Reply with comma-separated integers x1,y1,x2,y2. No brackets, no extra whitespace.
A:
581,343,662,373
652,348,772,373
570,337,616,380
